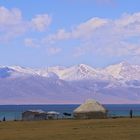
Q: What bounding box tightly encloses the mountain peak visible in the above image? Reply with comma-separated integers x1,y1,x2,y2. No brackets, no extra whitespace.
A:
0,62,140,81
0,67,14,78
118,61,131,67
78,63,90,67
76,64,94,72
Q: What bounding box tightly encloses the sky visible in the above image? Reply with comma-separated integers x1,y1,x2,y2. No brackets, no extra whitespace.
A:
0,0,140,68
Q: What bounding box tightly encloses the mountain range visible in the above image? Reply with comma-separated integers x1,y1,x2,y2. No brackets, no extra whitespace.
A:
0,62,140,104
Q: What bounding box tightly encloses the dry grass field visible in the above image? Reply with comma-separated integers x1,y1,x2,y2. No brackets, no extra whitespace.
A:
0,118,140,140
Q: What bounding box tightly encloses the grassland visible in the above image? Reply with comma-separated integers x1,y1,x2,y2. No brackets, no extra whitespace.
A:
0,118,140,140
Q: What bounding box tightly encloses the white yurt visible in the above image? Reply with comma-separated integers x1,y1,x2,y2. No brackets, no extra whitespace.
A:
73,99,107,119
22,110,47,121
47,111,60,120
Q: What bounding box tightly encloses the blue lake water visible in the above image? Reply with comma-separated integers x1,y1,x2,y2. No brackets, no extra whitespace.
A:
0,104,140,120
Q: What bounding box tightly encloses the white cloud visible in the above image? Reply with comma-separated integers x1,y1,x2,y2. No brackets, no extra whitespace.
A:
0,7,22,26
46,47,61,55
115,13,140,27
24,38,39,48
45,12,140,43
21,11,140,58
72,17,108,39
44,12,140,58
31,14,51,32
0,6,27,41
43,29,71,44
43,17,108,44
0,6,51,42
24,38,61,56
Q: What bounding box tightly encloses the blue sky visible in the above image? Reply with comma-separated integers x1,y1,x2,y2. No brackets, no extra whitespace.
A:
0,0,140,68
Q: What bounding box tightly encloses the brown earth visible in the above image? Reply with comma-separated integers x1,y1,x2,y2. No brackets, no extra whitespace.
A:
0,118,140,140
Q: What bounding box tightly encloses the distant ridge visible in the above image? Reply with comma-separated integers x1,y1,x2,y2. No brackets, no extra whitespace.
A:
0,62,140,104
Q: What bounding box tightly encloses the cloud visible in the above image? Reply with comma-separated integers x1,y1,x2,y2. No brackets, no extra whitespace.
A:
0,6,51,42
24,37,61,55
43,17,108,44
43,29,71,44
72,17,108,39
0,6,22,27
0,6,27,41
46,47,61,55
24,38,61,55
24,38,39,48
45,12,140,43
22,11,140,59
31,14,51,32
42,12,140,59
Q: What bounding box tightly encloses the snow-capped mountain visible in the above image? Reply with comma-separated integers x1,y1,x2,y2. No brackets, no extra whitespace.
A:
0,62,140,104
2,62,140,81
103,62,140,80
52,64,101,81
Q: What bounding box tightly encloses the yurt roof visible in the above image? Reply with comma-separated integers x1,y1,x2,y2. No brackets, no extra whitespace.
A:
47,111,60,115
74,99,107,113
27,109,46,114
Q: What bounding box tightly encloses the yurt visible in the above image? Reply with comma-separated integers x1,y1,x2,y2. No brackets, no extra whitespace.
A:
47,111,60,120
22,110,47,121
73,99,107,119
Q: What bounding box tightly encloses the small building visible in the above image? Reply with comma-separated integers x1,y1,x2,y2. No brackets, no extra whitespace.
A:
73,99,107,119
22,110,47,121
47,111,60,120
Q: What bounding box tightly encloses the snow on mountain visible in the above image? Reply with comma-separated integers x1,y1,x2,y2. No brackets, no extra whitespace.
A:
2,62,140,81
38,62,140,81
10,66,37,75
0,66,15,78
103,62,140,81
0,62,140,104
55,64,100,81
0,66,38,79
